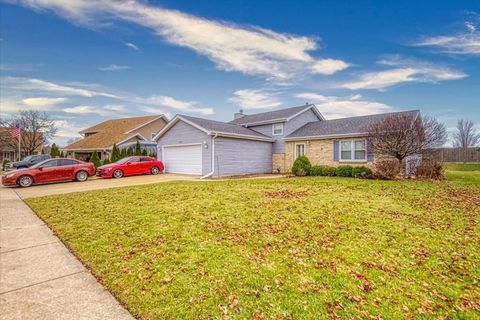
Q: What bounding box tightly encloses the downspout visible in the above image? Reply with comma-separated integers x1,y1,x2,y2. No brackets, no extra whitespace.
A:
200,132,218,179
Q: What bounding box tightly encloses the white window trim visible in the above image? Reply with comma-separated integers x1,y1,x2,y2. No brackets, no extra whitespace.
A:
294,142,306,159
272,123,284,136
339,139,367,162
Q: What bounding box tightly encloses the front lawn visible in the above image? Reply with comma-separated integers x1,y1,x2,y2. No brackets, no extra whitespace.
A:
445,163,480,187
27,178,479,319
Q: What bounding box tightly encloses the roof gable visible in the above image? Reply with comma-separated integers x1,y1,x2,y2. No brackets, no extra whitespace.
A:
154,115,274,142
285,110,420,140
228,104,324,126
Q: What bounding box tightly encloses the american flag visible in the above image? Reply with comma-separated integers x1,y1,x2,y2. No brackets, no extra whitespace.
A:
10,123,20,139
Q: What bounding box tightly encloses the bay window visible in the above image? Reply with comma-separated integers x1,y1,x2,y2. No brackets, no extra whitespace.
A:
340,139,367,161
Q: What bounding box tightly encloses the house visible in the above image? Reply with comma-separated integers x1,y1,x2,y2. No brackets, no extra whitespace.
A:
154,105,419,177
0,128,43,162
63,115,168,161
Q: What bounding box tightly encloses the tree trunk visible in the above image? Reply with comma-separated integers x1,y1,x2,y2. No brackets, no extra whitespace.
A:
397,157,405,177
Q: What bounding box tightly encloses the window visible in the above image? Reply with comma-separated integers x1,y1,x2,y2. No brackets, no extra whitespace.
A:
339,139,367,161
40,160,59,168
59,159,78,166
151,132,157,140
140,157,152,162
272,123,284,135
3,152,10,160
295,143,305,158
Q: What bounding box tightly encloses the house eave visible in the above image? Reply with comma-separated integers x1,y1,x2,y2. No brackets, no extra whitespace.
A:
284,132,368,141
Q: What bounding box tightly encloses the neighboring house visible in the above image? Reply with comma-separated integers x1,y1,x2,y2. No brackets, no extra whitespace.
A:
154,105,419,177
0,127,43,162
63,115,168,161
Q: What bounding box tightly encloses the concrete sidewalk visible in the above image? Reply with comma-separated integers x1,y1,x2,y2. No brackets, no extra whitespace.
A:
0,188,133,319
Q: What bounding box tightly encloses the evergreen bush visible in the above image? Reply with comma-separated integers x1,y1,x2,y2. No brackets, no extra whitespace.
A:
336,165,353,177
291,156,312,176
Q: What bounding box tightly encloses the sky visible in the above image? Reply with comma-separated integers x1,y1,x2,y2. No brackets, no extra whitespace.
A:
1,0,479,146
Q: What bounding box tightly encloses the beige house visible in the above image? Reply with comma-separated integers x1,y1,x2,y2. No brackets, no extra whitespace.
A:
63,115,168,161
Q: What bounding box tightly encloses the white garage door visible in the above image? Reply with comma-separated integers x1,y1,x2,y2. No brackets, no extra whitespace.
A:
163,144,202,175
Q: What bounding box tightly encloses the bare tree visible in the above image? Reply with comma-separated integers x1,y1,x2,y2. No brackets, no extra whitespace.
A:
453,119,480,148
0,110,58,155
367,113,447,174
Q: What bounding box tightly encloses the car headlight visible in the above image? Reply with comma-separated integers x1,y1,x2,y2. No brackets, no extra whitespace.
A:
107,167,113,171
4,173,15,179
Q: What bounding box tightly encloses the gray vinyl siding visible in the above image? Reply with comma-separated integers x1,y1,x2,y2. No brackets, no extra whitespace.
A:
156,120,212,176
249,109,320,153
213,137,272,176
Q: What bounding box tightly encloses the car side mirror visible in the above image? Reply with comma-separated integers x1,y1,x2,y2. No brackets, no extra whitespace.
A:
38,167,43,171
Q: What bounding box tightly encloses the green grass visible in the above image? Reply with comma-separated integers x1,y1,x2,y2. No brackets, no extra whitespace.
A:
444,163,480,187
27,178,479,319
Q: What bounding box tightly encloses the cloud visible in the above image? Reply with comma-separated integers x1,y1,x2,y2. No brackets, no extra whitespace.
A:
6,77,119,98
338,58,466,90
143,95,214,115
11,0,349,80
98,64,131,71
125,42,140,51
0,97,65,113
413,18,480,55
229,89,282,110
52,120,83,138
22,97,67,107
62,105,126,116
141,106,171,119
295,92,394,119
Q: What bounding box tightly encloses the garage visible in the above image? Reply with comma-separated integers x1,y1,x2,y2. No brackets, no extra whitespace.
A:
162,144,202,175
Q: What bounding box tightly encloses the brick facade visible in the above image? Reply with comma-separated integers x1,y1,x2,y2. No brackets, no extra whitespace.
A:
282,139,374,173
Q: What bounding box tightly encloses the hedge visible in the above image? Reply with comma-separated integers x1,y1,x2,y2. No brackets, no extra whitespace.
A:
291,156,312,176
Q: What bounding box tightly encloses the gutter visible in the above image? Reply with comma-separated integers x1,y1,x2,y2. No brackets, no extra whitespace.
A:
200,132,218,179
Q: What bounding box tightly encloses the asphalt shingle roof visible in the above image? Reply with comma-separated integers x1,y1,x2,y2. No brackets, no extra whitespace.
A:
286,110,420,138
229,104,315,125
179,115,271,138
65,115,163,150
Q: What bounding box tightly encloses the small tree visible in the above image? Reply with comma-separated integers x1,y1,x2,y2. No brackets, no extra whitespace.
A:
111,143,121,162
89,151,101,168
50,143,60,157
141,148,148,156
0,110,57,155
127,147,134,156
134,141,142,155
453,119,480,148
367,113,447,175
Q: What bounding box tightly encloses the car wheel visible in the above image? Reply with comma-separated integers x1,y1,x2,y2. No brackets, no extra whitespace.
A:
113,169,124,178
151,166,160,175
17,175,33,187
75,170,89,182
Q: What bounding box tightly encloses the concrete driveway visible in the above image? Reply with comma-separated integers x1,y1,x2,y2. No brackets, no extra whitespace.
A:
7,173,199,199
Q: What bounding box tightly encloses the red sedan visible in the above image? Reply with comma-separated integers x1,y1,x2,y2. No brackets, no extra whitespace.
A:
2,158,95,187
96,156,164,179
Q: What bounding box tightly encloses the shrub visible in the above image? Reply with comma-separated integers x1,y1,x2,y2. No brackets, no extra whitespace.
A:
352,166,372,178
416,159,444,179
336,165,353,177
102,158,111,165
2,159,10,171
323,166,336,176
89,151,101,168
310,165,325,176
373,160,399,180
291,156,312,176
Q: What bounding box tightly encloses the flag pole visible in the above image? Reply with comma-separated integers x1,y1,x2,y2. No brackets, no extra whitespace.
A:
18,124,21,160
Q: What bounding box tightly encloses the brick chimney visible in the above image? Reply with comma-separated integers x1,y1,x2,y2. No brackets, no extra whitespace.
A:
234,109,245,120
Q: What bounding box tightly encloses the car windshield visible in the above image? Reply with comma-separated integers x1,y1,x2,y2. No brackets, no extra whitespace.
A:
22,156,33,162
115,157,132,164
